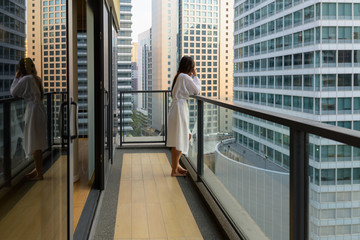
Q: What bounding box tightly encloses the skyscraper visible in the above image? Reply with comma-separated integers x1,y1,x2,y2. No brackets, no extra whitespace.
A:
0,1,26,98
179,0,234,133
26,0,67,137
131,42,138,92
138,29,151,110
27,0,67,94
151,0,178,132
118,0,133,134
233,0,360,238
77,32,88,136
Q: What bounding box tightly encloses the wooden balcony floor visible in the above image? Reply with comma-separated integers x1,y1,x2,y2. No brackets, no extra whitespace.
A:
91,149,225,240
114,152,203,240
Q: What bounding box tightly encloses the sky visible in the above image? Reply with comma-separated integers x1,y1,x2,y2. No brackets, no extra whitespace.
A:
131,0,152,43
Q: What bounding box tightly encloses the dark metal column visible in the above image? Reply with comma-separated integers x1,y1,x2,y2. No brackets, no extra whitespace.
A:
290,129,309,240
164,92,168,145
47,94,52,149
197,99,204,181
93,0,105,190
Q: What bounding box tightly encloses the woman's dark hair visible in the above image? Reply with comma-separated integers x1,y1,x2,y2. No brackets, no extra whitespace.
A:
16,58,44,99
171,56,195,95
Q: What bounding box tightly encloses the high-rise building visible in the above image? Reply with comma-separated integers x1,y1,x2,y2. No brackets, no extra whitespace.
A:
138,29,151,110
0,1,26,98
27,0,67,94
219,1,234,133
77,32,88,136
151,0,178,132
26,0,67,137
117,0,133,134
131,42,138,91
233,1,360,239
179,0,234,133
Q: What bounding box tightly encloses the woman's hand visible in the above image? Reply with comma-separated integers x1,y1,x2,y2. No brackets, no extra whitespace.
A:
192,68,197,77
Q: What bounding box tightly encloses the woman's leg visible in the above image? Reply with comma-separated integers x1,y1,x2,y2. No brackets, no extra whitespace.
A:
171,147,185,177
30,150,43,180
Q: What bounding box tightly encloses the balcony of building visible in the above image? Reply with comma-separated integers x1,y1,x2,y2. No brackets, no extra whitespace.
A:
1,90,360,240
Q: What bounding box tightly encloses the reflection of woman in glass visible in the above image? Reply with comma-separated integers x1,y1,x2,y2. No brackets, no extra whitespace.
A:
11,58,47,180
167,56,201,177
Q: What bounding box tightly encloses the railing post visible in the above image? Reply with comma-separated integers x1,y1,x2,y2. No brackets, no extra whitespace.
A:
47,94,52,149
164,92,168,145
119,92,123,147
290,128,309,240
3,102,11,186
197,99,204,181
61,93,66,148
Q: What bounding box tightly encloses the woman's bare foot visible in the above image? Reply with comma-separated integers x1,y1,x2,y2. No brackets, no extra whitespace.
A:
177,166,188,174
27,174,44,181
171,171,186,177
26,169,37,178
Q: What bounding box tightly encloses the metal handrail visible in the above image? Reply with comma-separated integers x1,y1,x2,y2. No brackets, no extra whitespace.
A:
0,92,62,104
119,90,171,94
191,95,360,148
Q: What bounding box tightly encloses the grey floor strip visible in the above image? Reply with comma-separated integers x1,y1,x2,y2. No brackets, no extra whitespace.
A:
74,188,100,240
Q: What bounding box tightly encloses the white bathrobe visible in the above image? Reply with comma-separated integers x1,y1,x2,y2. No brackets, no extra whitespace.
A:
167,73,201,155
10,75,47,156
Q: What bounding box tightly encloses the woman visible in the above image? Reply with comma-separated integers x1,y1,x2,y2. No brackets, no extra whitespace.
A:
11,58,47,180
167,56,201,177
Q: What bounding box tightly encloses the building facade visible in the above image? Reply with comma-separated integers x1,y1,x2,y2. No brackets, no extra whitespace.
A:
77,32,88,136
137,29,151,110
179,0,234,133
27,0,67,94
0,0,26,98
117,0,133,134
151,0,178,132
233,0,360,239
131,42,138,91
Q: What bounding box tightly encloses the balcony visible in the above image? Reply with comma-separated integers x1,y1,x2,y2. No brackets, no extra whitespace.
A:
1,90,360,240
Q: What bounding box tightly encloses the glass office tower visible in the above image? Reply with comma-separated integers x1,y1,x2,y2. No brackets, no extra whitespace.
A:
0,0,26,98
234,0,360,238
117,0,133,135
78,32,88,136
179,0,233,133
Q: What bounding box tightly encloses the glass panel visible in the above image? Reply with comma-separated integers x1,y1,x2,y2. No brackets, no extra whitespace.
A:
121,92,167,144
202,105,290,239
309,135,360,238
0,0,68,237
0,94,67,239
10,100,27,176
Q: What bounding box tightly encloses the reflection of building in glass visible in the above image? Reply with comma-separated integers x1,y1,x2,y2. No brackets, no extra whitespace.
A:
233,1,360,239
27,0,67,137
77,32,87,136
118,0,133,134
0,1,26,98
179,0,234,134
28,0,67,93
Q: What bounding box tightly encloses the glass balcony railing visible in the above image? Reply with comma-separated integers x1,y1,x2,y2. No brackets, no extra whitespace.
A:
118,90,170,146
0,92,66,188
117,91,360,240
187,95,360,240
